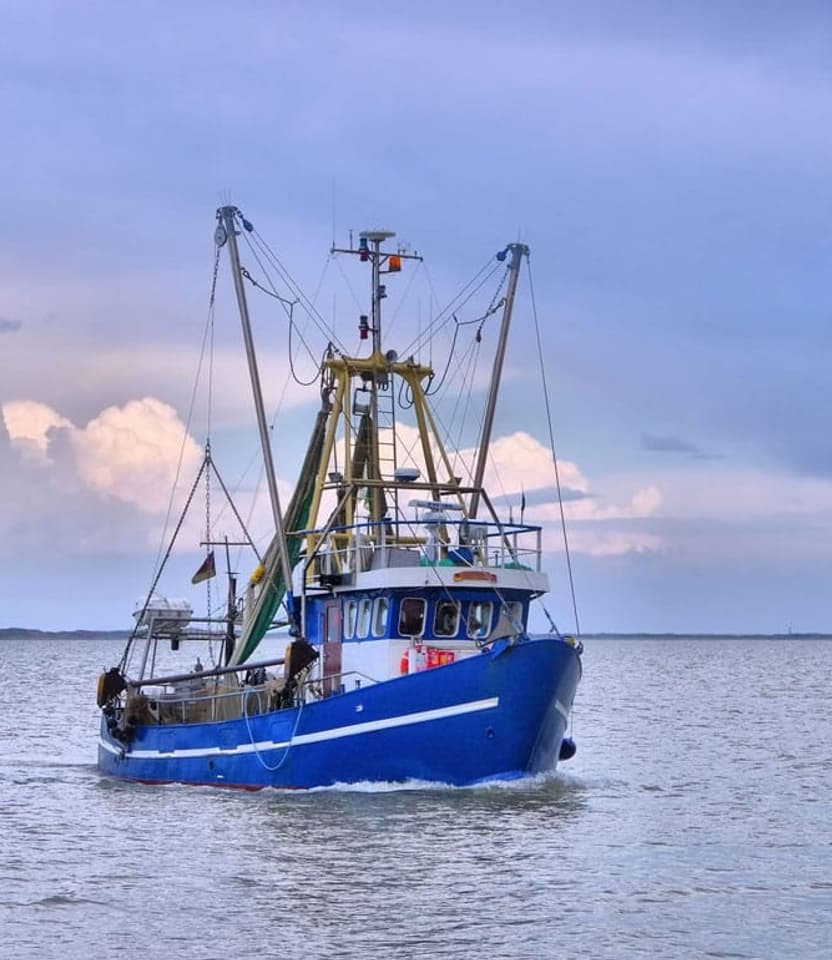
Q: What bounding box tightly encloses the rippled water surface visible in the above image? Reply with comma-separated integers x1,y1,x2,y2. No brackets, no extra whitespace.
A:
2,635,831,959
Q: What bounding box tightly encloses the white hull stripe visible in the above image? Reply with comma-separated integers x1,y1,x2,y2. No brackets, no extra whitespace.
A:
100,696,501,761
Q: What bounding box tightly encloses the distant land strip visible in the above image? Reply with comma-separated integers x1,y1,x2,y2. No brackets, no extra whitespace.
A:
0,628,131,640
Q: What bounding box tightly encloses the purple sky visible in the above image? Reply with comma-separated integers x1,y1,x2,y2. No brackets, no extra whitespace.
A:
2,2,831,632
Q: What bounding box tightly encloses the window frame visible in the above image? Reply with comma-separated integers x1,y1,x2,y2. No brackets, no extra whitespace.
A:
433,599,460,638
398,596,427,638
372,596,390,637
466,600,494,640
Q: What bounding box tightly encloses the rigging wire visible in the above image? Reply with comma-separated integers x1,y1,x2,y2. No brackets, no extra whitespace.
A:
527,258,581,637
204,254,218,663
122,456,210,671
383,257,424,343
247,221,348,355
332,252,365,314
148,242,220,589
310,254,334,313
237,233,321,387
401,258,502,360
425,299,500,398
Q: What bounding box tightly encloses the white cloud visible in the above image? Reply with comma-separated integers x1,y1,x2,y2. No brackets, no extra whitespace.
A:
386,423,589,496
3,396,202,514
566,530,664,557
332,421,662,556
69,398,202,512
563,484,663,522
482,432,589,497
2,400,72,458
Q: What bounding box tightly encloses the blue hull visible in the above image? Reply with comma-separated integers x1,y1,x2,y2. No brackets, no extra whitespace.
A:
98,636,581,789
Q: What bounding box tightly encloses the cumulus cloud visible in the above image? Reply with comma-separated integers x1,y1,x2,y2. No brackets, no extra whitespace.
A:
373,423,663,556
389,424,589,498
73,398,203,511
2,396,202,513
482,431,589,498
559,485,662,522
2,400,72,459
566,529,664,557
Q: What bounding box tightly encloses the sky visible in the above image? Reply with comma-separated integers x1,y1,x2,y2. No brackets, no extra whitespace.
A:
2,1,831,633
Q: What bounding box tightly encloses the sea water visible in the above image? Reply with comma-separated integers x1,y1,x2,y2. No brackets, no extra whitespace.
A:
1,634,830,959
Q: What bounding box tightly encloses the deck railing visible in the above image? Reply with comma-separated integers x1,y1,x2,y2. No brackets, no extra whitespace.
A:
302,516,542,587
125,667,383,727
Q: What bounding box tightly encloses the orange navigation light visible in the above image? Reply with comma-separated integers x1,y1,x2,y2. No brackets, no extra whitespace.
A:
389,254,402,272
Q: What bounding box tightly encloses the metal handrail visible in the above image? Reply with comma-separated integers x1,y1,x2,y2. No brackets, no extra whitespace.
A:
128,655,285,690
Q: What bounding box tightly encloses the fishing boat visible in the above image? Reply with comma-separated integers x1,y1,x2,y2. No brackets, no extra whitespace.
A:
96,206,583,789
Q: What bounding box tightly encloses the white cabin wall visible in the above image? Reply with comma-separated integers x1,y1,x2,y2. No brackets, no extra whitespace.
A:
339,638,409,689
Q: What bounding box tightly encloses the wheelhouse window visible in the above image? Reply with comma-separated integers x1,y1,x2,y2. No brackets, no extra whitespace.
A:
434,600,460,637
356,598,372,639
398,597,426,637
343,599,358,639
467,600,493,640
506,601,524,631
372,597,390,637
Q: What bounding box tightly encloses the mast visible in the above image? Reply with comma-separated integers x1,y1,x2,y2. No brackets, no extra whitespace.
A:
365,229,395,356
330,230,421,521
216,206,295,621
469,242,528,519
366,230,392,521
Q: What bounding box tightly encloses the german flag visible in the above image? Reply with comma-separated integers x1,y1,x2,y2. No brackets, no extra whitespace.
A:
191,551,216,584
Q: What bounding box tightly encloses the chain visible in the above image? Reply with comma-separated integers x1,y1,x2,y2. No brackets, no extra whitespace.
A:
205,440,215,665
209,243,220,309
486,264,509,317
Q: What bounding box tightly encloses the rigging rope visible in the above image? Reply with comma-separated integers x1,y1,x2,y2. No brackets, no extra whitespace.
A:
526,258,581,637
147,242,220,595
247,220,348,354
400,258,503,360
237,235,321,387
121,456,210,671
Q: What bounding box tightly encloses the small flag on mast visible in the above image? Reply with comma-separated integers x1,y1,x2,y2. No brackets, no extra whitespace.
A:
191,551,216,584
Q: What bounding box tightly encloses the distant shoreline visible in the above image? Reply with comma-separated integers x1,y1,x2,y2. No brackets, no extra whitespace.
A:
2,627,830,641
